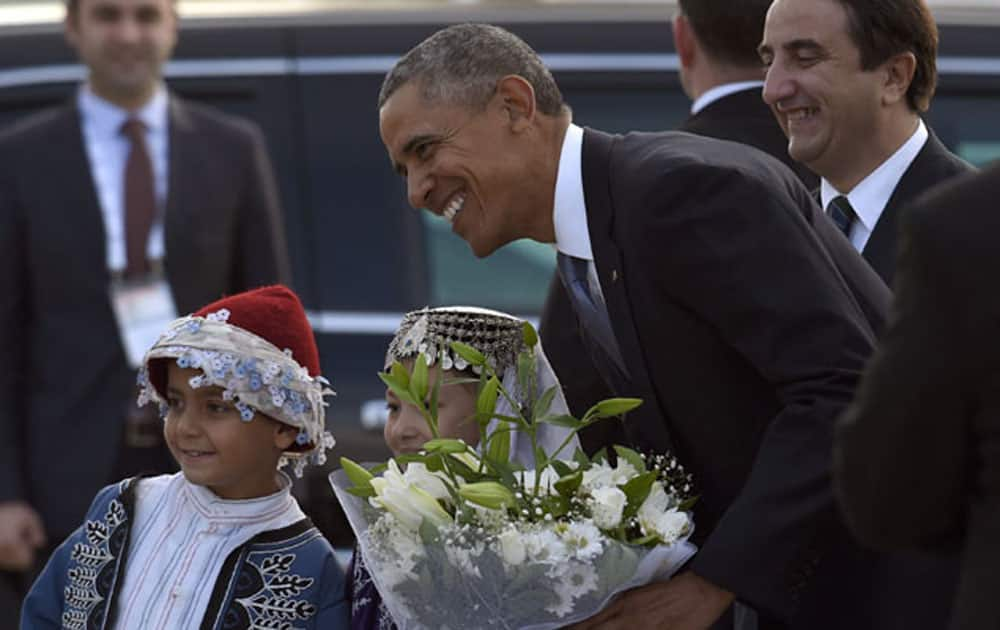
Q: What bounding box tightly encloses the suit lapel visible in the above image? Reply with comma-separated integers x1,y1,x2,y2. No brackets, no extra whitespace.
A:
580,128,674,453
51,104,108,275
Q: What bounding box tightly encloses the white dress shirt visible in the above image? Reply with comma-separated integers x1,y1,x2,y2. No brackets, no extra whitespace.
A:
78,84,170,272
820,119,929,253
690,81,765,115
552,123,607,306
113,472,306,630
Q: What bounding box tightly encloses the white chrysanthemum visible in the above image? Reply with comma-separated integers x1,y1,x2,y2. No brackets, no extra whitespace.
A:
557,521,604,561
581,460,638,492
546,561,599,617
523,528,569,564
588,486,627,529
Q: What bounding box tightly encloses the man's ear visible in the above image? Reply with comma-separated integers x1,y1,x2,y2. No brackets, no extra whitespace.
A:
64,12,80,49
273,423,298,451
495,75,537,132
882,51,917,107
673,13,698,71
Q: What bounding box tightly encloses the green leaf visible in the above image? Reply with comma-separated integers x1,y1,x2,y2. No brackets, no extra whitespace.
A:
678,495,700,512
532,386,559,420
592,447,609,465
409,353,429,404
517,351,535,406
419,517,441,545
554,470,583,497
450,341,486,367
537,414,582,429
378,371,417,407
476,376,500,419
584,398,643,422
573,448,591,468
423,438,468,454
486,425,511,464
522,321,539,348
429,361,441,421
340,457,373,487
540,494,570,518
390,361,411,387
346,486,376,498
627,533,660,547
614,445,648,474
445,453,480,481
620,471,657,518
458,482,516,510
549,460,573,478
486,456,518,488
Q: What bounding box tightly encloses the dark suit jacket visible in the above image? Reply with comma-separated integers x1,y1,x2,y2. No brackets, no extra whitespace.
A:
680,86,818,190
858,130,974,285
542,87,817,447
0,95,291,538
573,127,893,627
835,162,1000,630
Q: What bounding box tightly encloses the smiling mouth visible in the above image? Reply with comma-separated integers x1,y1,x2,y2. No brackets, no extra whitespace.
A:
180,449,216,459
787,107,819,123
442,192,466,224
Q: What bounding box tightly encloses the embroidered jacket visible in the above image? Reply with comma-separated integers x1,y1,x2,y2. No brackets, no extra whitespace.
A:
22,478,349,630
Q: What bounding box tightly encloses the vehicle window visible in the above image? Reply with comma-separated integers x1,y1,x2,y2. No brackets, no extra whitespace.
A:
422,212,557,314
928,92,1000,166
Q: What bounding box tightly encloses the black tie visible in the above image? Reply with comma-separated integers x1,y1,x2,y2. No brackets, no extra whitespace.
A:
555,252,629,382
826,195,856,239
122,118,155,279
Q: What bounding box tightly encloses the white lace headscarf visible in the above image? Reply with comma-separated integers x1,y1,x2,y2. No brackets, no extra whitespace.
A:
386,306,579,466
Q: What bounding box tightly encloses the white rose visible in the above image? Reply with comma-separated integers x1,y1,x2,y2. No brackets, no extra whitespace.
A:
581,461,638,492
497,527,527,566
637,483,690,542
589,486,627,530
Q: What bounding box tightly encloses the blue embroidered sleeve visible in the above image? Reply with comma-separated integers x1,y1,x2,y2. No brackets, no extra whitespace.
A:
20,482,126,630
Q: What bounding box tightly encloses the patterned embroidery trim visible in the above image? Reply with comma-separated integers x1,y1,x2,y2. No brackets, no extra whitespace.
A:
62,498,127,630
234,553,317,630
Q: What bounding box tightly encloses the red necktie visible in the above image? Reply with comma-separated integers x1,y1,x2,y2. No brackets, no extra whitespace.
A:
121,118,155,278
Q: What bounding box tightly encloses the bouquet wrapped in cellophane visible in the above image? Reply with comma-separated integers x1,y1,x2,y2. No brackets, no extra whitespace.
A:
331,322,696,629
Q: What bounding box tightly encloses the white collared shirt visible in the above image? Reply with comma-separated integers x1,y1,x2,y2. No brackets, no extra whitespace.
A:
690,81,765,115
820,119,929,252
552,123,608,305
78,84,170,272
113,472,306,630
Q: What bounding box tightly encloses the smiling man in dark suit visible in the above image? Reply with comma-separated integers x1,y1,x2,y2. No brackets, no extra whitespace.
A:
760,0,974,286
378,23,900,629
0,0,289,619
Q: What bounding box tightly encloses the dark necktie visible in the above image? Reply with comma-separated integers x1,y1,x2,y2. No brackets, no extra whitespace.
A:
826,195,857,239
556,252,629,383
122,118,155,278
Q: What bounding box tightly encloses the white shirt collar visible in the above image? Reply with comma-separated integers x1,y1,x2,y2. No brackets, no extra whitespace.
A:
77,82,169,138
183,471,301,523
690,81,765,115
820,119,928,232
552,122,593,261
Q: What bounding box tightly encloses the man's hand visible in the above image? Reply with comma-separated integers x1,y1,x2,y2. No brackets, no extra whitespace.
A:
0,501,46,572
568,571,734,630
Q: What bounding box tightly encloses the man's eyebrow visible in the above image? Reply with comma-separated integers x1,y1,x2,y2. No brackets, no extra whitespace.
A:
784,39,826,55
391,133,442,176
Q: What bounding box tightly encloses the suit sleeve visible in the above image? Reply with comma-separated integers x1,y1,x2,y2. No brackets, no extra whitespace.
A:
0,150,27,504
834,197,971,552
634,163,879,619
232,123,292,291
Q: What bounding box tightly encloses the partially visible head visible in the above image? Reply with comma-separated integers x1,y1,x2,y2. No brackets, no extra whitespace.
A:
65,0,178,109
379,24,569,258
760,0,936,182
673,0,772,95
382,306,526,456
163,363,296,499
139,285,335,488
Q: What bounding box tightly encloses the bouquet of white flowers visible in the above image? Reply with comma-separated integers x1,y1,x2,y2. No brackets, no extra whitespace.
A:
332,322,696,629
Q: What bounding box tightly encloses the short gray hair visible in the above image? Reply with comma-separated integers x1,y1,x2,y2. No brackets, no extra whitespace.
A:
378,23,567,116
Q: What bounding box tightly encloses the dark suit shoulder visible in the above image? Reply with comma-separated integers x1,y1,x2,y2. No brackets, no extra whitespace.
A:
907,162,999,257
172,97,266,146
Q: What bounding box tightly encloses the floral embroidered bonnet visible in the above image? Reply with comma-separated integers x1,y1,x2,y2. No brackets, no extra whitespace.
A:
137,285,335,477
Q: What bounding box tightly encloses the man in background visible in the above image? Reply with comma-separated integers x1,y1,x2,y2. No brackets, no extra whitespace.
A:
0,0,290,621
760,0,973,285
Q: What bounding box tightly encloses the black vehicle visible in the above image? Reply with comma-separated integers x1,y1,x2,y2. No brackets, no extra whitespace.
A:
2,0,999,544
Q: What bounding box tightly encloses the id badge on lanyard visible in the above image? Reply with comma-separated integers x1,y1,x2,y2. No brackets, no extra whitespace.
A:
109,265,178,369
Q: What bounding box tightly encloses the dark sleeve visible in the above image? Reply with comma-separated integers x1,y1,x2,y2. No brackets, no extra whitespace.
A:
315,546,351,629
834,196,972,551
634,163,879,619
232,122,292,291
0,149,27,503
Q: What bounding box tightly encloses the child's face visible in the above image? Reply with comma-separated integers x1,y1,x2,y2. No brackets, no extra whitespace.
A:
163,363,295,499
383,365,479,456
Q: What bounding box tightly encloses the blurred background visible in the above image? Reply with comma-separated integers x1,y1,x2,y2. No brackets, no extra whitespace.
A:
2,0,999,547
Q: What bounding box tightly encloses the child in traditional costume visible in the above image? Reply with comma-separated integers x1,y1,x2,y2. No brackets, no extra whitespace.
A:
23,285,349,630
346,306,579,630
